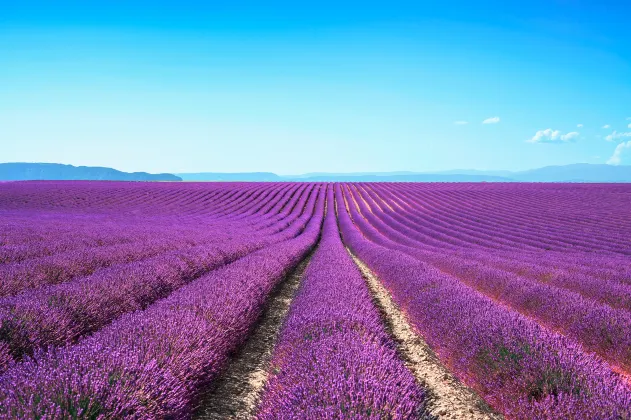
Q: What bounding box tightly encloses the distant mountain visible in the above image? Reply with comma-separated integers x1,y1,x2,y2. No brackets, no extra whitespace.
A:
177,171,510,182
4,163,631,183
429,169,515,177
169,164,631,182
177,172,282,181
282,174,512,182
287,171,420,179
510,164,631,183
0,163,182,182
284,164,631,182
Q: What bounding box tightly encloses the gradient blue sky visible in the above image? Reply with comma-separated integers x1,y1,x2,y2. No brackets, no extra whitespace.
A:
2,1,630,174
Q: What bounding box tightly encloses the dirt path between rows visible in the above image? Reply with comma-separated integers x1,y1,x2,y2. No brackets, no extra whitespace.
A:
349,250,502,420
194,252,312,419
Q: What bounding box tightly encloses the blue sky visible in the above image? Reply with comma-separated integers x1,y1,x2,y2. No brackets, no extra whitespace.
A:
1,1,630,174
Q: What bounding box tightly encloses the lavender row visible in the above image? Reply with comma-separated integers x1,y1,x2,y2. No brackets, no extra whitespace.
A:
432,248,631,312
0,186,322,372
0,181,293,221
347,185,631,373
0,217,192,263
476,249,631,287
0,183,311,296
372,183,629,253
336,185,631,419
0,186,325,418
371,184,628,253
354,185,506,251
257,188,429,419
0,232,233,297
355,185,631,308
228,183,308,228
0,183,298,264
0,228,136,264
362,184,537,251
417,251,631,372
397,182,631,234
381,183,631,253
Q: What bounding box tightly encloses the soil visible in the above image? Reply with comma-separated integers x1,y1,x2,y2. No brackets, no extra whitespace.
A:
193,253,312,419
350,250,503,420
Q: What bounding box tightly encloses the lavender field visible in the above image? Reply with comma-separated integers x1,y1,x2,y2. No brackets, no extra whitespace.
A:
1,181,631,419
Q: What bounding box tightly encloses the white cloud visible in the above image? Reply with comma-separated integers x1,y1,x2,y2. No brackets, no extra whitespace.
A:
562,132,580,141
527,129,579,144
628,123,631,129
454,121,468,125
603,124,611,129
607,141,631,165
482,116,500,124
605,131,631,142
577,124,583,128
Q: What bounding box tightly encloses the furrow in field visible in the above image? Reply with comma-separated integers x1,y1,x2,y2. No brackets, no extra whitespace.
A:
194,247,313,420
346,186,631,372
0,188,325,419
373,184,629,253
0,186,322,371
358,185,631,311
350,250,501,420
376,184,631,253
255,188,431,419
336,183,631,418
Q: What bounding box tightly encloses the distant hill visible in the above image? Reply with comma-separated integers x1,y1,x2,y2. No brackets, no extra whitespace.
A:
0,163,182,181
282,174,512,182
284,164,631,182
177,171,511,182
286,171,421,179
165,164,631,182
4,163,631,183
177,172,282,181
429,169,515,177
510,164,631,183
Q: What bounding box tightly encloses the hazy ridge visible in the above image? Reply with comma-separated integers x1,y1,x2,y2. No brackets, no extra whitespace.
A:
0,163,182,182
179,164,631,183
2,162,631,183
